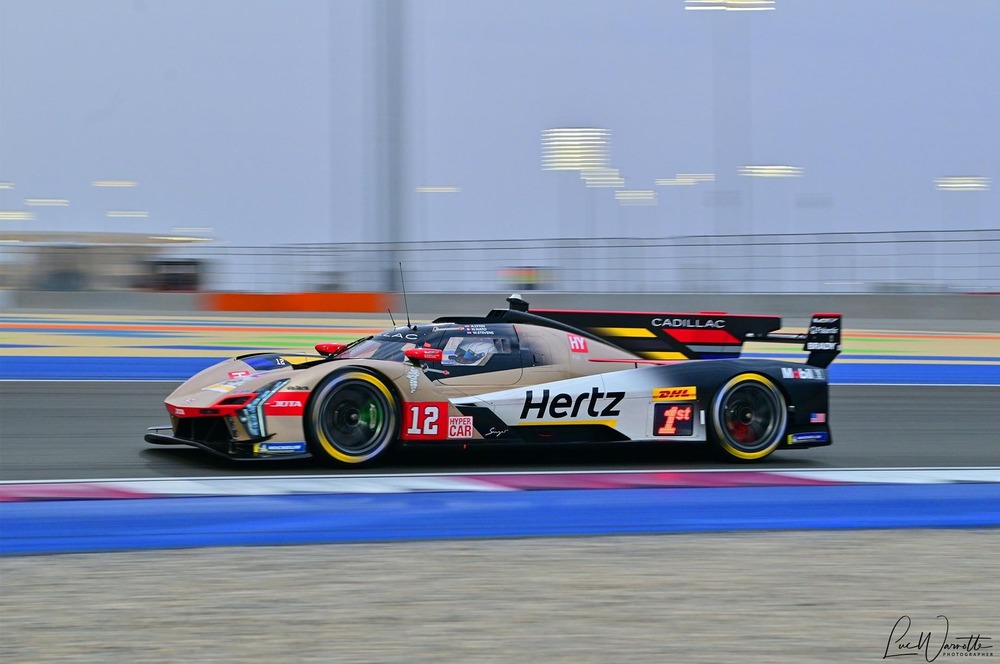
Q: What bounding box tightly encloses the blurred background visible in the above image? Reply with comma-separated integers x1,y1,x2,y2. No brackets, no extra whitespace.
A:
1,0,997,297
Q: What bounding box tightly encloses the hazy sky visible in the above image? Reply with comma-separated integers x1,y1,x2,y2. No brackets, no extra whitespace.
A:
1,0,997,245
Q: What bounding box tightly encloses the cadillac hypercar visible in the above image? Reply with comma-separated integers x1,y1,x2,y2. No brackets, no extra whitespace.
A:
145,295,841,464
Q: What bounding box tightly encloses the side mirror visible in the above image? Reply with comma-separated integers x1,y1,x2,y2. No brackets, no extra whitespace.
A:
404,347,442,363
315,342,347,357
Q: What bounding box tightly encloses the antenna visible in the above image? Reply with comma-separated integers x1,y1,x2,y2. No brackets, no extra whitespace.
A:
399,262,412,327
387,308,397,327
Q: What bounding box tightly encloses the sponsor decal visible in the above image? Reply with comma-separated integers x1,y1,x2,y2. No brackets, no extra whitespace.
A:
462,324,495,336
810,412,827,424
204,374,258,393
806,341,839,351
567,334,589,353
447,416,474,439
651,317,726,329
812,317,839,324
653,403,694,436
402,402,449,440
228,370,251,379
173,407,186,416
809,325,840,335
264,395,306,416
253,442,307,455
483,426,509,438
406,366,420,393
652,386,697,401
519,387,625,420
381,331,419,340
788,431,829,444
781,367,827,380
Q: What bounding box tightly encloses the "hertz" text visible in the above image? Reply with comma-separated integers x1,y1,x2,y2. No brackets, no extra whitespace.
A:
520,387,625,420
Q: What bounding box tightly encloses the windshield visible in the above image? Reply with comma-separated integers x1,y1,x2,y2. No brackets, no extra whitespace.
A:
336,338,415,362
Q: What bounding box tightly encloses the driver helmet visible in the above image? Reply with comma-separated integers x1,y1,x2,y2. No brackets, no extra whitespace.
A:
452,340,495,365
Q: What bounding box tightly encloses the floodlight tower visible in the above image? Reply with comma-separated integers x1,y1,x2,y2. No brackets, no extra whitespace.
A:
685,0,776,237
542,127,612,238
371,0,406,291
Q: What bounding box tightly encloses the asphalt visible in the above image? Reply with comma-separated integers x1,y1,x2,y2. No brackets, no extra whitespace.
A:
1,382,997,481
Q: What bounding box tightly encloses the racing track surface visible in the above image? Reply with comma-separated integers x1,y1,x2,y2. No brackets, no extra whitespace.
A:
1,381,997,481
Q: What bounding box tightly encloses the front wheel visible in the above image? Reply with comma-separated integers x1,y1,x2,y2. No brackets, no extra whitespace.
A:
306,370,399,465
710,373,787,461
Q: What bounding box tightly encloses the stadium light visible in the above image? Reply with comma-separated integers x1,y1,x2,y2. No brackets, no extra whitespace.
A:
935,176,990,192
106,210,149,218
581,167,625,188
24,198,69,206
656,173,715,186
739,165,802,178
414,186,461,193
615,190,658,206
0,211,35,221
542,128,611,171
92,180,138,188
685,0,776,10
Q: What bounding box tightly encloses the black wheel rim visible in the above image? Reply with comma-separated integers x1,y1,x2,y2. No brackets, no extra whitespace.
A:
320,383,390,455
720,383,781,452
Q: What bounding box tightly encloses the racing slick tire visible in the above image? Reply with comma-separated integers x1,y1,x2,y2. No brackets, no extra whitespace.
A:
709,373,787,461
305,369,400,465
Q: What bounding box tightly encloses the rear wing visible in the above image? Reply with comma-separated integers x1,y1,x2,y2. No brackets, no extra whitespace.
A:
528,309,842,368
451,296,841,368
750,313,843,368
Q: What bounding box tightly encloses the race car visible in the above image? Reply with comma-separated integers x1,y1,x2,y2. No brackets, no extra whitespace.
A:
145,295,842,464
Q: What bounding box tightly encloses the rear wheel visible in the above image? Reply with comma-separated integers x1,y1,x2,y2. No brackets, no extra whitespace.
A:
306,370,399,465
710,373,787,461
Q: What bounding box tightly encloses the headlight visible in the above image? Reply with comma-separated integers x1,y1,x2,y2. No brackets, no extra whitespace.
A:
237,379,289,438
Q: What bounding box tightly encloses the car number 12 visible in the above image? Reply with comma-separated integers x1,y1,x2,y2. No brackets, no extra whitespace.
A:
403,402,449,439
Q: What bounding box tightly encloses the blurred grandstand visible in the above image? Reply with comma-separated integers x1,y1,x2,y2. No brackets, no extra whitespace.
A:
0,228,995,295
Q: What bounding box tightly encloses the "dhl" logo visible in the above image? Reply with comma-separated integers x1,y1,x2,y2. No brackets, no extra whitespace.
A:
652,386,697,401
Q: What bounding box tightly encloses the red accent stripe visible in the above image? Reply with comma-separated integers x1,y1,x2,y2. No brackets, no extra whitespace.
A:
533,308,778,318
664,328,740,343
264,393,307,416
588,358,682,365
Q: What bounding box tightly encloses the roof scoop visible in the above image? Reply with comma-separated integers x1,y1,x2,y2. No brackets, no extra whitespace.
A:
506,293,529,311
